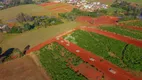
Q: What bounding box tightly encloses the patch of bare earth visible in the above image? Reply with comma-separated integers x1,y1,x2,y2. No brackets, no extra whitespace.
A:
0,54,51,80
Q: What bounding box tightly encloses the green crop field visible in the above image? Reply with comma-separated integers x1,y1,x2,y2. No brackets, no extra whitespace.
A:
99,26,142,40
37,42,87,80
120,21,142,28
64,30,142,71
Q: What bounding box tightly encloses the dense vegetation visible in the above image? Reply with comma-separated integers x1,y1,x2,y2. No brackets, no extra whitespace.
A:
9,13,63,33
59,8,107,21
64,30,142,71
111,0,142,17
100,25,142,40
38,42,87,80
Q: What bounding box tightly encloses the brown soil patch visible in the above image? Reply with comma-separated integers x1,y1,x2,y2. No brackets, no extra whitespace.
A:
0,54,51,80
38,2,58,7
76,16,119,26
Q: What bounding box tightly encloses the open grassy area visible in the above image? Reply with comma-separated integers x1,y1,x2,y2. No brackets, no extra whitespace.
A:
64,30,142,71
0,21,81,51
99,26,142,40
37,42,86,80
0,3,74,22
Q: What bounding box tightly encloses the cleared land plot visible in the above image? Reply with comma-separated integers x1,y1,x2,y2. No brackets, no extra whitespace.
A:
0,4,51,21
42,3,75,17
99,26,142,40
64,30,142,71
0,22,81,51
0,3,74,21
37,42,87,80
0,54,50,80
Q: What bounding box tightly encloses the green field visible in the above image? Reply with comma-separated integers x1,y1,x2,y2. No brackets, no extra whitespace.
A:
0,21,81,51
64,30,142,71
99,26,142,40
38,42,86,80
120,21,142,28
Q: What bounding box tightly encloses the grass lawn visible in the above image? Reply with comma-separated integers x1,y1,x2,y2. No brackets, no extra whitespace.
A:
0,21,81,51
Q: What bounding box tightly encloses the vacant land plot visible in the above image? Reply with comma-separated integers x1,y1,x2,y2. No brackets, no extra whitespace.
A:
0,54,50,80
0,3,74,22
0,22,81,51
42,3,75,17
0,4,50,21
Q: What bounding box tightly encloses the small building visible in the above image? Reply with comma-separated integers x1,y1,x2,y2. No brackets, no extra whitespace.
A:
0,25,10,33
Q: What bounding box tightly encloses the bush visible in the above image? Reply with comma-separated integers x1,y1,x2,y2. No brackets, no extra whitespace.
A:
23,23,35,31
9,26,22,33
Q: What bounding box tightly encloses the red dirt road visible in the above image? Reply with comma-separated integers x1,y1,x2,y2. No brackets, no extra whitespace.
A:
26,26,142,80
69,63,103,80
81,27,142,48
55,37,140,80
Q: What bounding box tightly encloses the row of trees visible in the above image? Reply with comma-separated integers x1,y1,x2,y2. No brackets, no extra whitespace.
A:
59,8,107,21
111,0,142,19
9,13,63,33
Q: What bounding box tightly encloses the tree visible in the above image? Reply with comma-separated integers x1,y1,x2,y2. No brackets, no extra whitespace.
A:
23,23,31,31
16,13,33,23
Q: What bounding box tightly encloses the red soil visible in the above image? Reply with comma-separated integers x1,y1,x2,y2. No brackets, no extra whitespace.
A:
69,63,103,80
76,16,119,26
55,37,140,80
81,27,142,48
38,2,57,7
26,26,142,80
49,5,69,10
76,16,93,23
7,22,16,28
51,8,69,13
26,28,78,53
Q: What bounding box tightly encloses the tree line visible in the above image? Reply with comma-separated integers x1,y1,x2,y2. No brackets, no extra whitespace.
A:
9,13,63,33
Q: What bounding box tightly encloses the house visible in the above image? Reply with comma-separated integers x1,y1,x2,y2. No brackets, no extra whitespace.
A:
0,24,10,33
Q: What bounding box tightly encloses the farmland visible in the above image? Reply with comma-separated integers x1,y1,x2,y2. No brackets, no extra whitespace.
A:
0,0,142,79
99,25,142,40
38,42,87,80
64,30,142,71
0,3,74,22
120,20,142,28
